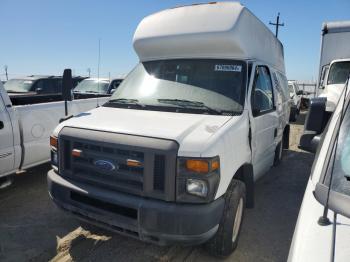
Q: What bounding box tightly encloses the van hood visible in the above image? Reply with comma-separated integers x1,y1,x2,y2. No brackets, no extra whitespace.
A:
54,106,234,155
320,84,345,111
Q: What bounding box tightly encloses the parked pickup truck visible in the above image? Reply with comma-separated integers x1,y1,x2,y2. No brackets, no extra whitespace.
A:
0,80,109,186
48,2,290,257
5,75,85,96
73,78,124,95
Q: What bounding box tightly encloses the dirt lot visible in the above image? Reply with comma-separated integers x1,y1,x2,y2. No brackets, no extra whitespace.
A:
0,113,314,262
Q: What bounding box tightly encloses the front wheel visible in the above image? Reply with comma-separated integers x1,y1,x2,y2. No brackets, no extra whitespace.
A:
204,180,246,258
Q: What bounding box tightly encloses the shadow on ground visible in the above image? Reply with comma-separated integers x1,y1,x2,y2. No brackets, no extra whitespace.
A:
0,164,79,262
292,110,308,126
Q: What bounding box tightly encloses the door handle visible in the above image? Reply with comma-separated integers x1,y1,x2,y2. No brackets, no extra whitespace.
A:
0,121,4,129
274,128,277,138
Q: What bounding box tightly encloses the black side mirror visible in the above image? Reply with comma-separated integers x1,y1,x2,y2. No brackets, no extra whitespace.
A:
62,69,73,102
297,90,303,96
61,69,74,118
299,97,330,153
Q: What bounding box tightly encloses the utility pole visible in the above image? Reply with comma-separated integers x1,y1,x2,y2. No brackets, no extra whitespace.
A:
269,13,284,38
87,68,91,77
4,65,8,80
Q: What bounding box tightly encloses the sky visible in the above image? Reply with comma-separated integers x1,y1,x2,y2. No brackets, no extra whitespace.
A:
0,0,349,81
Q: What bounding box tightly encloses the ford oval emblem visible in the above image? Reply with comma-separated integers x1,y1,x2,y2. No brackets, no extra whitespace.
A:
93,160,116,172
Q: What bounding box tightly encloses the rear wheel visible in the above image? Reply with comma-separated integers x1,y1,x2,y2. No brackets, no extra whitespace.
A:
204,180,246,258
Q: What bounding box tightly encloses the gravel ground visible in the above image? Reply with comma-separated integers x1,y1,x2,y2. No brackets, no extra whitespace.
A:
0,113,313,262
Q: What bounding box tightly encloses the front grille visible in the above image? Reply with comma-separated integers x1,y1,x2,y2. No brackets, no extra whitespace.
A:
58,127,178,201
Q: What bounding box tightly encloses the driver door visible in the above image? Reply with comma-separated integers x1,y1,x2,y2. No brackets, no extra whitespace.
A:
250,65,279,180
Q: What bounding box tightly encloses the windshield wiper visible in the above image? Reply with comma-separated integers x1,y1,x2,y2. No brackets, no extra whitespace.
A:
107,98,145,108
157,99,223,115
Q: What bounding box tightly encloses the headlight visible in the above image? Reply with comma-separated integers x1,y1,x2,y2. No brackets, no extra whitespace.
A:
186,179,208,197
50,135,59,171
176,156,220,203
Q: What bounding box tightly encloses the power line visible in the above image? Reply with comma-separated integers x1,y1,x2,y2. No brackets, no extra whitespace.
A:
269,13,284,38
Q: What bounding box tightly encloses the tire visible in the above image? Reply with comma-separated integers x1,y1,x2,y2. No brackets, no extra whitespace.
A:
204,180,246,258
274,136,283,166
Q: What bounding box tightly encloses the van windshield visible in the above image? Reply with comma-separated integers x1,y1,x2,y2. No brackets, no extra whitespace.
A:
4,79,34,93
106,59,247,114
327,61,350,85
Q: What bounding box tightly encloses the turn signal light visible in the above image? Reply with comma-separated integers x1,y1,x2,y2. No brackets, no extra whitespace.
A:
72,149,82,157
50,136,58,149
186,159,209,173
127,159,142,167
212,160,220,171
185,158,220,173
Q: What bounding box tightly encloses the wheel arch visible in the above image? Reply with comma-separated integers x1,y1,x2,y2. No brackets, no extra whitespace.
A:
231,163,254,208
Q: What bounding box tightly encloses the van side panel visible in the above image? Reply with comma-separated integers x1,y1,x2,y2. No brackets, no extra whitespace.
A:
200,111,251,199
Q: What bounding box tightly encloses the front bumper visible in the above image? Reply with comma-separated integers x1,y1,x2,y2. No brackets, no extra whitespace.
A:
48,170,224,246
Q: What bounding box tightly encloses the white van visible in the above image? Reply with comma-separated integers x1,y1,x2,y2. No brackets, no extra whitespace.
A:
47,2,290,257
289,81,350,262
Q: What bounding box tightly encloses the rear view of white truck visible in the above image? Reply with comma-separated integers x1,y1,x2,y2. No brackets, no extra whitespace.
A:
300,21,350,153
317,21,350,111
48,2,290,257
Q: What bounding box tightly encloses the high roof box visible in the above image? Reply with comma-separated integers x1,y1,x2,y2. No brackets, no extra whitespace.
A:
133,2,285,72
323,21,350,34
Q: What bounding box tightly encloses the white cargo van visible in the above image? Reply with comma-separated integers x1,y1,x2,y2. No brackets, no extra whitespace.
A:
47,2,290,257
317,21,350,112
289,80,350,262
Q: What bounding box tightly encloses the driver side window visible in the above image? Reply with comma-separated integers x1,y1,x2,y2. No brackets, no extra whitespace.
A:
251,66,275,116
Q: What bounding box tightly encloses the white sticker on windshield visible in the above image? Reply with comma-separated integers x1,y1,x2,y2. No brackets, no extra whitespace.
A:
215,65,242,72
